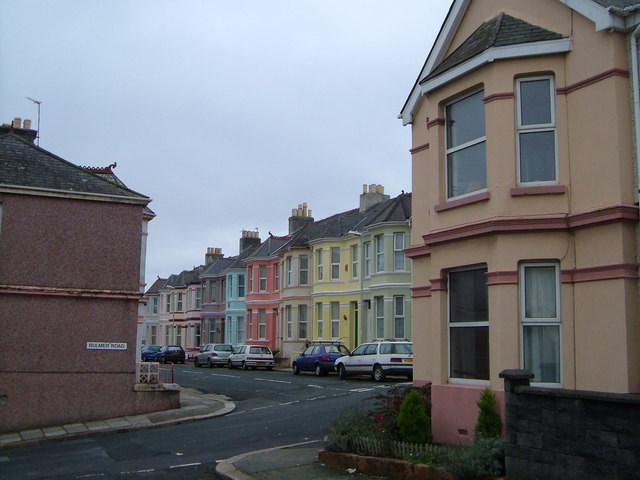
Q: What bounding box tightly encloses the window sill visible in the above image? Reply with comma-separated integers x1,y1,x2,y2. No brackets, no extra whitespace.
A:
435,192,490,212
511,185,566,196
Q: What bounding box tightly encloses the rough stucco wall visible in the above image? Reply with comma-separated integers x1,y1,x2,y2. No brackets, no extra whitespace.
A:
0,193,167,431
0,193,142,291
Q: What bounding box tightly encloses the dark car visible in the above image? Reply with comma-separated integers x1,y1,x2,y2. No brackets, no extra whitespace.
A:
140,344,162,362
292,342,350,376
156,345,186,364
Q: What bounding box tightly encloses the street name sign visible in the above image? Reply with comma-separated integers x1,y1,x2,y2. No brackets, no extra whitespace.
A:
86,342,128,350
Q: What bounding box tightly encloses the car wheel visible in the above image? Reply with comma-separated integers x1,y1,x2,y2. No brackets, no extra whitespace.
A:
314,364,324,377
207,359,213,368
292,363,300,375
373,364,385,382
227,360,234,369
194,358,200,367
242,361,248,370
338,364,347,380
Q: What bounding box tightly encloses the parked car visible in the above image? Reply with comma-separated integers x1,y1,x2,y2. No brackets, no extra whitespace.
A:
140,344,162,362
156,345,186,364
194,343,234,367
334,340,413,381
292,342,350,376
227,345,274,370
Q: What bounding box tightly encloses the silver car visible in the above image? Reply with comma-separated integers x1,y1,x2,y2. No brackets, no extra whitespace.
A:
227,345,274,370
194,343,234,367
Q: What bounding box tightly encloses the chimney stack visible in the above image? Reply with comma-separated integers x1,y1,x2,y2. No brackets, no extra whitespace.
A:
205,247,224,265
239,230,261,253
1,117,37,143
360,184,390,212
288,202,314,234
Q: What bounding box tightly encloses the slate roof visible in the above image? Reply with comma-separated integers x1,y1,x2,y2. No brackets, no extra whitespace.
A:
246,235,291,260
424,12,566,83
145,277,167,295
280,192,412,252
593,0,640,8
0,132,150,204
201,257,236,278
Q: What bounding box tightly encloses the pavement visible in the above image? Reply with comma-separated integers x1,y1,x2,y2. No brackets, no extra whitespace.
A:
0,385,385,479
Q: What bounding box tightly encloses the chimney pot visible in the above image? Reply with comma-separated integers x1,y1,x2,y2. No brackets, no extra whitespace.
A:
12,117,21,128
363,184,368,193
23,119,32,129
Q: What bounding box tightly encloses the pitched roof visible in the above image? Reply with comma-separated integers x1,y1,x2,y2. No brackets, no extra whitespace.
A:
145,277,167,295
423,13,565,83
201,257,236,277
0,132,150,204
246,235,291,261
593,0,640,7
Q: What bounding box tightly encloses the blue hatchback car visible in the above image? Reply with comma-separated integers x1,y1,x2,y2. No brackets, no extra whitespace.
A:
292,342,350,376
140,344,161,362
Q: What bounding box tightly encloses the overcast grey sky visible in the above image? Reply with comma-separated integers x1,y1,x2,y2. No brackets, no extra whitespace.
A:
1,1,450,286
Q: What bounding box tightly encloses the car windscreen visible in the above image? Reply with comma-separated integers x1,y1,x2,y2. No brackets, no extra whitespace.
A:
249,346,271,354
325,345,349,354
380,343,413,354
215,345,234,352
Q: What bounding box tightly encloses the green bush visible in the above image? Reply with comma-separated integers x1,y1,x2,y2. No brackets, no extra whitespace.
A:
397,390,431,444
369,385,431,441
474,388,502,440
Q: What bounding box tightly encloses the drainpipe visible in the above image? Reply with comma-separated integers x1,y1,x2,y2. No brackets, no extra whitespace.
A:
631,24,640,284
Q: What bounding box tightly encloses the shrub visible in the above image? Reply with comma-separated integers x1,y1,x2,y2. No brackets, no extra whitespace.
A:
474,388,502,440
411,438,505,479
323,406,377,452
369,384,431,442
397,390,431,444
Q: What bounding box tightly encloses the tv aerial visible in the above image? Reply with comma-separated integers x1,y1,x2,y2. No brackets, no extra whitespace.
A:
26,97,41,145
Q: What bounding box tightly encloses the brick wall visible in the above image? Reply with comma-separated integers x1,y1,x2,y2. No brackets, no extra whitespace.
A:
500,370,640,480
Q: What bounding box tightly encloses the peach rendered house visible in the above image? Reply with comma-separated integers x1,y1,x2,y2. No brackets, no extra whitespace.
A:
401,0,640,444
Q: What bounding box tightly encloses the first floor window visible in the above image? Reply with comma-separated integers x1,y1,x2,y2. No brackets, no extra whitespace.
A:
351,244,359,278
364,242,371,276
394,296,404,339
259,265,267,291
150,325,157,344
331,247,340,280
151,297,158,314
258,309,266,338
446,89,486,199
316,249,323,280
521,263,561,383
330,302,340,338
298,305,308,339
299,255,309,285
375,296,385,338
375,235,384,272
394,233,405,271
238,275,245,298
316,302,323,338
449,267,489,381
517,76,557,185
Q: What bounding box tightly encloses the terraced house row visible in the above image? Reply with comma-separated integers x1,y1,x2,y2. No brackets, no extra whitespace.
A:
142,184,412,361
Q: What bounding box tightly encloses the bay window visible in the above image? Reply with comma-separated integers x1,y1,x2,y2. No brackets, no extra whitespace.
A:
449,267,489,381
521,263,561,384
517,76,557,185
445,89,486,199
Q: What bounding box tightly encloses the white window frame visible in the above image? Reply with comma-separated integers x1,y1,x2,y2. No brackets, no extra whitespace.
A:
394,295,405,339
298,304,308,339
285,305,292,339
364,241,371,277
330,301,340,339
445,89,487,200
316,249,323,280
259,265,267,291
375,235,384,273
520,262,562,386
330,247,340,280
177,293,183,311
274,263,280,291
516,76,558,186
316,302,323,339
286,256,293,286
351,244,359,278
299,255,309,285
258,309,266,339
393,232,405,271
375,296,385,339
447,265,490,385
